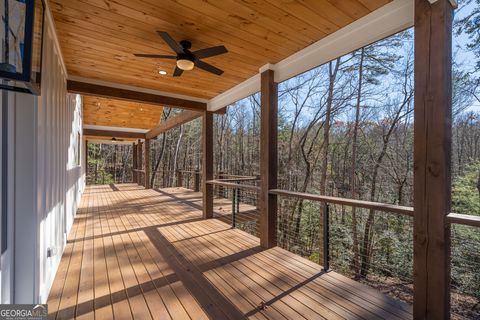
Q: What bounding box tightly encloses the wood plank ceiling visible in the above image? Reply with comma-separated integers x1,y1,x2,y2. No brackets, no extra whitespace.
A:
83,96,163,129
50,0,391,101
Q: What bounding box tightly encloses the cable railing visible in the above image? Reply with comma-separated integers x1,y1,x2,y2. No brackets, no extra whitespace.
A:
207,178,260,237
86,164,134,185
269,188,480,318
213,174,259,204
151,169,180,188
450,224,480,318
274,191,414,290
132,168,145,186
177,169,202,191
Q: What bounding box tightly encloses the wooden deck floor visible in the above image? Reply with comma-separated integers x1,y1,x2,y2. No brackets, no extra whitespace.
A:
47,184,412,320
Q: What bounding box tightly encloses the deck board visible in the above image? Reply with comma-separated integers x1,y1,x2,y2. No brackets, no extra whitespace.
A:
48,184,412,320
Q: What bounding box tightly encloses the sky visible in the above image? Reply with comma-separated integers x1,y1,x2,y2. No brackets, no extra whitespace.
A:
454,0,480,112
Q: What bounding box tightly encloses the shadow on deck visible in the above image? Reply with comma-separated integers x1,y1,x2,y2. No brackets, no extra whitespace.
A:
48,184,412,320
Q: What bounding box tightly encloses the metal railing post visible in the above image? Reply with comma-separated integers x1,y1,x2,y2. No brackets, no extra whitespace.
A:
236,188,240,216
232,187,237,228
323,204,330,272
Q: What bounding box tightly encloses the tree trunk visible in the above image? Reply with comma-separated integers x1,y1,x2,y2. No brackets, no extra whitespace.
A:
151,132,167,188
477,167,480,197
350,47,365,278
319,59,340,265
173,125,184,185
360,90,412,277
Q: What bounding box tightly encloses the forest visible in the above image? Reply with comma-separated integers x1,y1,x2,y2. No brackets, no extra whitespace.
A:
86,1,480,318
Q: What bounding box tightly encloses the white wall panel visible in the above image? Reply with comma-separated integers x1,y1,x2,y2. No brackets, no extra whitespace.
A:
35,21,85,302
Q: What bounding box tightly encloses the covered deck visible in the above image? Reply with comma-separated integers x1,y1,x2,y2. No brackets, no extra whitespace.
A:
47,185,411,320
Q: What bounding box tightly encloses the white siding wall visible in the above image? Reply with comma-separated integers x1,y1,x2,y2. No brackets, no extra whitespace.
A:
35,18,85,303
1,15,85,303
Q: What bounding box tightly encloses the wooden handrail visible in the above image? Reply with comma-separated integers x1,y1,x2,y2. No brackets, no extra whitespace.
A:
216,177,259,182
447,213,480,228
269,189,480,228
218,173,259,179
206,180,261,192
184,175,480,228
269,189,414,217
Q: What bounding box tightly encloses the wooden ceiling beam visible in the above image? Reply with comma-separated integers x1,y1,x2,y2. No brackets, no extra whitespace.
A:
68,80,207,111
146,110,202,139
83,128,146,139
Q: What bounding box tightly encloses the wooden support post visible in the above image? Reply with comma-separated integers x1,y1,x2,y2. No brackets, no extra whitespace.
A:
137,140,143,186
176,170,183,188
414,1,453,319
144,139,151,189
202,111,214,219
259,69,278,249
194,169,201,192
132,143,138,183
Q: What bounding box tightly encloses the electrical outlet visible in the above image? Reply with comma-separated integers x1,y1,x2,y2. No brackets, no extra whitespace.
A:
47,247,57,258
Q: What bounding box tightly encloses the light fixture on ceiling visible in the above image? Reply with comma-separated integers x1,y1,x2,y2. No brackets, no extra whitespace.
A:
135,32,227,77
111,137,117,142
176,57,195,71
158,70,167,75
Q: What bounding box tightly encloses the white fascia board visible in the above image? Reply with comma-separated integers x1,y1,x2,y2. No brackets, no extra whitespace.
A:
207,0,414,112
83,124,149,133
68,75,209,104
207,73,260,111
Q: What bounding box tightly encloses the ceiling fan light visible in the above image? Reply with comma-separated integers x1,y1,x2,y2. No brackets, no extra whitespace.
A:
176,59,194,71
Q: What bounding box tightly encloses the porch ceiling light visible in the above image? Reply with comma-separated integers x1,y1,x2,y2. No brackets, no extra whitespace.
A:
176,58,194,71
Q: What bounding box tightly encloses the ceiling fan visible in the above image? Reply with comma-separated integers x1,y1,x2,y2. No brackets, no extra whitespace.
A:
134,31,228,77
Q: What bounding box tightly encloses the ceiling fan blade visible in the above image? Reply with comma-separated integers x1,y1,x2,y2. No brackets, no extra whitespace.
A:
157,31,184,55
173,66,184,77
193,45,228,59
195,60,224,75
134,53,176,59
